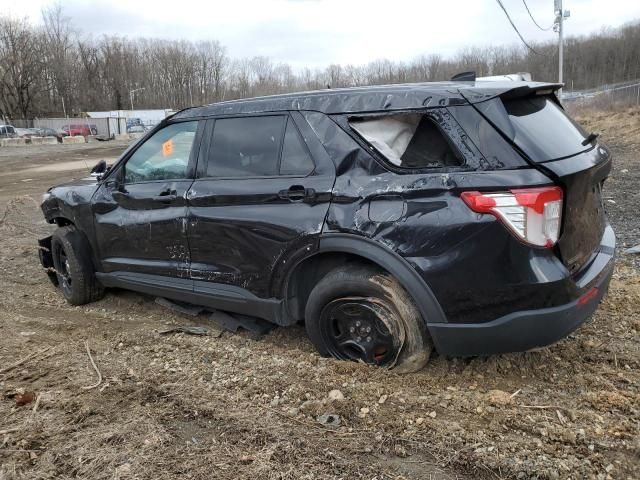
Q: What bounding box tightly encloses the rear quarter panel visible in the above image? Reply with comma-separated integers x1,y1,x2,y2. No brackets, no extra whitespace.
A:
302,110,579,324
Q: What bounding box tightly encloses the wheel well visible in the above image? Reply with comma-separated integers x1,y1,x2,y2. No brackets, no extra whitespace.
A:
285,252,384,321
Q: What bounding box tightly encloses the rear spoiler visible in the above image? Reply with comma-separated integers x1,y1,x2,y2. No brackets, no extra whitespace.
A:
498,83,563,101
458,82,563,105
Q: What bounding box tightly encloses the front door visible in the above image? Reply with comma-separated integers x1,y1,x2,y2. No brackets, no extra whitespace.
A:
186,113,335,298
92,120,201,278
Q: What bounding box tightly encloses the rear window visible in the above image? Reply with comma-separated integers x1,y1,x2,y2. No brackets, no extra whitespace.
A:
349,113,463,169
478,95,589,162
207,116,285,177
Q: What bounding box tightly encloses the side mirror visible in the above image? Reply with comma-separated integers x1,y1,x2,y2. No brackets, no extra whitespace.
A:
91,160,107,174
104,167,125,192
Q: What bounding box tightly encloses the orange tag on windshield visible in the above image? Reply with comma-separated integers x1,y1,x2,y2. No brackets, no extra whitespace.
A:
162,139,173,157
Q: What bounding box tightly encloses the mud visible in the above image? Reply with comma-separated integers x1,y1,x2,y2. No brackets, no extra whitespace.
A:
0,112,638,479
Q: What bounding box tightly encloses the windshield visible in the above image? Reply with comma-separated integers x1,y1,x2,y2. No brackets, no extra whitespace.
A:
477,95,590,162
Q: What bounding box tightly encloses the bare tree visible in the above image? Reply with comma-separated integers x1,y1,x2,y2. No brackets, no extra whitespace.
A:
41,3,76,114
0,17,44,119
2,7,640,119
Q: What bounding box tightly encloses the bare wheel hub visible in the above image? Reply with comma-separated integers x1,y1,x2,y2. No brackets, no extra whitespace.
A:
319,297,400,366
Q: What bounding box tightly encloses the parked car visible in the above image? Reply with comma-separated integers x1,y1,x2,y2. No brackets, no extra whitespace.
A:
33,127,67,142
38,81,615,371
15,127,37,138
62,124,92,136
127,125,146,133
0,124,17,138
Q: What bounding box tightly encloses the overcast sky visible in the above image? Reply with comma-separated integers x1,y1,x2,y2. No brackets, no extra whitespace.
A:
1,0,639,69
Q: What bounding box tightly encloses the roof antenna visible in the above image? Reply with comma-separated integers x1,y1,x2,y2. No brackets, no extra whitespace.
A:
451,71,476,82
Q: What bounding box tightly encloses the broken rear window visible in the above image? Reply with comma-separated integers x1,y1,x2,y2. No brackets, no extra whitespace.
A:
349,113,463,169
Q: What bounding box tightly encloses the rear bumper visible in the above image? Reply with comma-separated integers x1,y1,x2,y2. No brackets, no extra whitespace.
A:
429,225,615,357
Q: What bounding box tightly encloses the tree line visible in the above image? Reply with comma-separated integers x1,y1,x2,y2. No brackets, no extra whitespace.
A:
1,5,639,120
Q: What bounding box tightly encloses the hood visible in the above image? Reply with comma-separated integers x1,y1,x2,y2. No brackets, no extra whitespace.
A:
48,175,100,191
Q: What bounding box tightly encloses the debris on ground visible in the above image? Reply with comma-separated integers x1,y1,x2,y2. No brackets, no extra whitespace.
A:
317,413,341,427
209,310,276,336
625,244,640,254
327,389,345,401
14,391,36,407
158,325,215,336
155,297,205,316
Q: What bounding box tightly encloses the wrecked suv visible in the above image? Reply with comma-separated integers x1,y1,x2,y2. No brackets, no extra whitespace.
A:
39,81,615,372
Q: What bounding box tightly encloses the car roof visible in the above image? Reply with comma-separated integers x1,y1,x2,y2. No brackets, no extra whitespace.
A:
173,80,561,119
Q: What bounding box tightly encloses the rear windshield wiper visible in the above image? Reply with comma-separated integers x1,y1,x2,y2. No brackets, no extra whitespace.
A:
582,132,600,146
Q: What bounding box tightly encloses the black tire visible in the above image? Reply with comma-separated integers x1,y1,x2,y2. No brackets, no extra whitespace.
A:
51,226,104,305
305,264,432,373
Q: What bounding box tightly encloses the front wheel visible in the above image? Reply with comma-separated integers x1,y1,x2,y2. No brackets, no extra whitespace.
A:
305,265,432,373
51,226,104,305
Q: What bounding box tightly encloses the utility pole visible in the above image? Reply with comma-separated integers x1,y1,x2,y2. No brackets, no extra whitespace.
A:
129,87,145,111
554,1,570,99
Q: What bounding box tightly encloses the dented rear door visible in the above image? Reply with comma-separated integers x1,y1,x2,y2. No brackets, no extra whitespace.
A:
186,113,335,298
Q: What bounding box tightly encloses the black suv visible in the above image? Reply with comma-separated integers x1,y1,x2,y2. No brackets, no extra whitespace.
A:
39,81,615,372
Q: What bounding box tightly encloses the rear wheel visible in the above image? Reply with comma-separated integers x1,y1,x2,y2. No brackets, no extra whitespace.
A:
51,226,104,305
305,265,432,372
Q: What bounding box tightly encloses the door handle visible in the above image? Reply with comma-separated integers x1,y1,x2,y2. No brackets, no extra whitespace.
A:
279,185,315,202
152,189,177,202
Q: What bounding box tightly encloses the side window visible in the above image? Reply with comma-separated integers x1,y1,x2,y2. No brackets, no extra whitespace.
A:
280,118,314,176
206,116,285,177
0,127,5,135
124,121,197,183
349,113,463,168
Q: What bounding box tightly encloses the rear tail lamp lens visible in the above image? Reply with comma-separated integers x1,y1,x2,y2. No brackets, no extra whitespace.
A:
461,186,563,248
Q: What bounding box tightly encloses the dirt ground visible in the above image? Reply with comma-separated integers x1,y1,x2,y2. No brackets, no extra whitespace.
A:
0,112,638,480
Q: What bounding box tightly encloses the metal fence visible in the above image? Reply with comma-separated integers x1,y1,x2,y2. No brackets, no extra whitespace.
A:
563,80,640,110
9,117,127,137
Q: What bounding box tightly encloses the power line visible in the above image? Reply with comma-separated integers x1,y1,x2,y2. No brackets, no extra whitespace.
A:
522,0,554,31
494,0,547,56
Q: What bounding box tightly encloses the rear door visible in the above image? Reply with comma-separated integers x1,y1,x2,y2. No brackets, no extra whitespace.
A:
92,120,202,278
474,94,611,273
186,112,335,297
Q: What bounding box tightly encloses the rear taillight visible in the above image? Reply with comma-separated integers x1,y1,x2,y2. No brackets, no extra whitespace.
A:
461,186,563,248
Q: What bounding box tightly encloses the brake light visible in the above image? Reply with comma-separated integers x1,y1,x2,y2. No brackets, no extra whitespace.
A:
461,186,563,248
